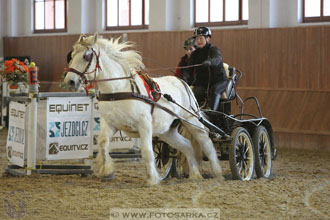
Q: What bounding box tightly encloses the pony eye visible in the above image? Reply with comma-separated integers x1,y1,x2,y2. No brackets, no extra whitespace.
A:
83,49,93,61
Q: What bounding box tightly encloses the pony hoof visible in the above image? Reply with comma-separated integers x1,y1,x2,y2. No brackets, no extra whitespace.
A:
202,173,213,179
100,173,115,182
216,175,225,182
147,176,160,186
189,173,203,180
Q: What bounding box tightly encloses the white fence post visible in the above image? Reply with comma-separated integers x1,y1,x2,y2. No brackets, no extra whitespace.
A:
26,96,37,175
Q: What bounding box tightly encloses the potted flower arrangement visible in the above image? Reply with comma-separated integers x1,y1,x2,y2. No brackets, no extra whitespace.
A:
0,59,29,89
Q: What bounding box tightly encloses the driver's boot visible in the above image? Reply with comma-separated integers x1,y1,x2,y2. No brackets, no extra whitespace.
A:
209,94,221,111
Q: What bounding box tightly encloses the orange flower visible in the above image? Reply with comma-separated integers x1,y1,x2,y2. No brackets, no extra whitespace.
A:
23,66,29,72
5,65,15,73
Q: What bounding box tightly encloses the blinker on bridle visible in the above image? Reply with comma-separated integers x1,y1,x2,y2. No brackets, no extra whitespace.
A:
65,47,102,85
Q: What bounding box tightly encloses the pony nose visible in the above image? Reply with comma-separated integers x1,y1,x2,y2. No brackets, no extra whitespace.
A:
68,80,75,86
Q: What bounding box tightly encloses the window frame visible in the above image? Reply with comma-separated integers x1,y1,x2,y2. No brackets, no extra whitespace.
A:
194,0,248,27
33,0,68,33
105,0,149,31
303,0,330,22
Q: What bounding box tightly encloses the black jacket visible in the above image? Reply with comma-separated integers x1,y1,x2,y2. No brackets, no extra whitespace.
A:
183,43,227,87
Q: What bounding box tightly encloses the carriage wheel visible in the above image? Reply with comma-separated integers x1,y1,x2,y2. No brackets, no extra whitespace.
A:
253,126,272,178
152,140,174,180
229,127,255,180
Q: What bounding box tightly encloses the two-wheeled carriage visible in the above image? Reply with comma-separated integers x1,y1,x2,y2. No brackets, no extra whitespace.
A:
153,66,277,181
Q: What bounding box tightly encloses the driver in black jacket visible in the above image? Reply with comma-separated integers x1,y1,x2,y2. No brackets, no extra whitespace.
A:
183,27,228,111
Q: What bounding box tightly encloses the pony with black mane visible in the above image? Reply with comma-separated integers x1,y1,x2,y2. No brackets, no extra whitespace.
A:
64,33,222,185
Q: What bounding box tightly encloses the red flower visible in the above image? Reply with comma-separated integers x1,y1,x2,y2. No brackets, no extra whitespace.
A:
1,58,30,85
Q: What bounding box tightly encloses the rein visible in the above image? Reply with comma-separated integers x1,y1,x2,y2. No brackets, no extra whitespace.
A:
65,49,216,135
98,92,213,134
146,64,202,72
87,75,135,83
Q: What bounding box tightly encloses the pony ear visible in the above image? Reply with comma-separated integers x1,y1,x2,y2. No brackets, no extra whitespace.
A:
93,33,98,44
78,34,87,43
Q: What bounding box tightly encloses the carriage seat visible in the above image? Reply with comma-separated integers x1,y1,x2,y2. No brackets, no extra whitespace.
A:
220,63,237,102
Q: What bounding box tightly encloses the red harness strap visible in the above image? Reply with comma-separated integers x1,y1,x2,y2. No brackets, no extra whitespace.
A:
137,74,161,102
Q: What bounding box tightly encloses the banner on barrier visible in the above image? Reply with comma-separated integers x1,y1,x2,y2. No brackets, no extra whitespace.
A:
92,100,137,151
46,97,92,160
6,102,26,167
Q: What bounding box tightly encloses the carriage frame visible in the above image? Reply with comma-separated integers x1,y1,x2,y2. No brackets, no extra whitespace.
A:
153,66,277,181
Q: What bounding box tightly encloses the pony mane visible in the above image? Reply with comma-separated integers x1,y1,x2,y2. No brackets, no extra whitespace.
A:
73,35,145,73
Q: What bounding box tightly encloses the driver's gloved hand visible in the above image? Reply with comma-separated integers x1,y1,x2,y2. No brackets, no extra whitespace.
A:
202,60,212,67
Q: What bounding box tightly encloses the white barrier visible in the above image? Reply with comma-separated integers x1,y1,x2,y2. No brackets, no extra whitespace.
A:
5,93,94,175
6,101,26,167
1,81,28,127
46,96,92,160
5,92,140,176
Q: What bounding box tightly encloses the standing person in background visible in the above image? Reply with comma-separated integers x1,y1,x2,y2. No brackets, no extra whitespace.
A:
182,27,228,111
174,37,196,79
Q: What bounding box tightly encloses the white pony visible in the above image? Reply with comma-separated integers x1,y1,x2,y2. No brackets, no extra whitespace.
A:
64,33,222,185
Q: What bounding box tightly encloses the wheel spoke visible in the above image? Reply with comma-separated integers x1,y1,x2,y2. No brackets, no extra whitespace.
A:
156,159,160,168
242,165,247,178
154,144,160,154
244,146,249,155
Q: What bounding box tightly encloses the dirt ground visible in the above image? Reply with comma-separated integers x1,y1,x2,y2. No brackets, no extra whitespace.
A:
0,127,329,220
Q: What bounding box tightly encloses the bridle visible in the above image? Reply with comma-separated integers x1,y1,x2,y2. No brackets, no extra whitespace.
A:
65,46,135,92
65,47,102,85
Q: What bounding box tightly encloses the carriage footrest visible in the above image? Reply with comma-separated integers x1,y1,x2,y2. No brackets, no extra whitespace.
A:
199,117,230,139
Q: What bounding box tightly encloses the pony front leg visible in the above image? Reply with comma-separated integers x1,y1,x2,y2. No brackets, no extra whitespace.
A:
96,118,117,180
138,119,160,185
183,119,223,180
159,127,202,180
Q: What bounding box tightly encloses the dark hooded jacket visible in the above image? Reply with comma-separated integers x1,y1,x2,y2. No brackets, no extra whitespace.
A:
183,43,227,87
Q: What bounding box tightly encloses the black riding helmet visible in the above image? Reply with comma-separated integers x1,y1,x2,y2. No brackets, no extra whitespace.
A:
184,37,196,49
193,26,212,38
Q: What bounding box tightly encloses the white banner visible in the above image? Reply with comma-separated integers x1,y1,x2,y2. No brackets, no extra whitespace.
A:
92,100,137,151
110,131,137,149
46,97,92,160
6,102,26,167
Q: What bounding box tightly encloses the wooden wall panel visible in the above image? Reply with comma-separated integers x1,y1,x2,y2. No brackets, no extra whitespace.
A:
232,89,330,133
4,35,79,82
231,89,330,151
4,26,328,91
212,27,325,90
321,27,330,90
128,31,192,75
275,132,330,151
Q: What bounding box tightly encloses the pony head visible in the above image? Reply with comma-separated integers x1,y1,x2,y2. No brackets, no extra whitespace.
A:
64,33,145,92
64,33,100,91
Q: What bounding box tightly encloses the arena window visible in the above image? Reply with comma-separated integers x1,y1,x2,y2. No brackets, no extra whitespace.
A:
194,0,248,27
105,0,149,31
33,0,67,33
303,0,330,22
